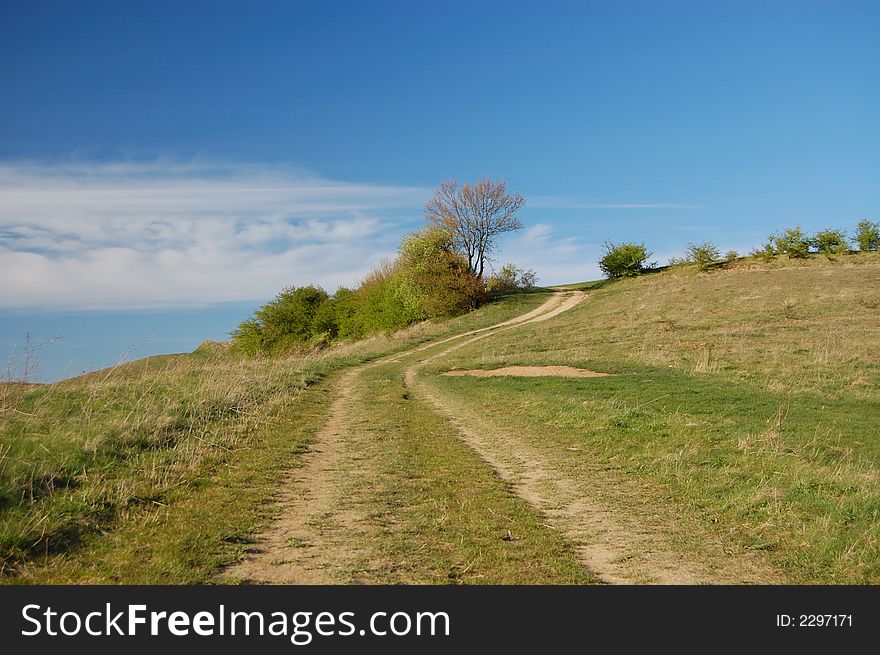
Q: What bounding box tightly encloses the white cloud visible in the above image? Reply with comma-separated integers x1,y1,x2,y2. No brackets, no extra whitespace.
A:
529,196,701,210
494,223,601,286
0,160,430,309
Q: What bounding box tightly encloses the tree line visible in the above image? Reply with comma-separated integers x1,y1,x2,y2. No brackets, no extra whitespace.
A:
598,219,880,278
232,179,534,356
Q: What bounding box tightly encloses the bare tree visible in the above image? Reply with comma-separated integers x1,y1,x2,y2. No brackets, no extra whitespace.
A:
425,179,525,278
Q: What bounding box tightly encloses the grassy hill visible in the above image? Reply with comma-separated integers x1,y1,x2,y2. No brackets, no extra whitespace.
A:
2,252,878,583
0,293,547,582
426,252,880,582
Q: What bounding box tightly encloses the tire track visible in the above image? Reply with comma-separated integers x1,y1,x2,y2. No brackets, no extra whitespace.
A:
404,292,781,584
223,292,577,583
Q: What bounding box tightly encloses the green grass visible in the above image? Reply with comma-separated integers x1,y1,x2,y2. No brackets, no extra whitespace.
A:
1,291,547,583
330,361,595,584
14,381,330,583
8,252,877,584
423,253,880,583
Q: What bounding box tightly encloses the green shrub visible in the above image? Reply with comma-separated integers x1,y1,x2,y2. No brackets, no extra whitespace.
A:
231,285,330,355
423,270,486,316
855,219,880,252
685,241,721,271
355,262,424,334
230,226,502,356
229,319,265,356
598,241,652,278
487,263,538,294
811,229,848,259
724,250,739,265
398,226,485,317
331,287,363,339
772,226,811,259
750,241,777,263
311,297,341,338
258,285,328,344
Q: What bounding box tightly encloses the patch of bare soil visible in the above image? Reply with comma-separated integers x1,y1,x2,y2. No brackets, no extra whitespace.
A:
443,366,610,378
229,290,780,585
223,292,581,584
405,291,782,584
222,368,370,583
415,388,780,584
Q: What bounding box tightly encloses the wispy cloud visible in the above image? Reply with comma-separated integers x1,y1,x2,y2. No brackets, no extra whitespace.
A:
529,196,701,210
0,160,431,309
495,223,600,285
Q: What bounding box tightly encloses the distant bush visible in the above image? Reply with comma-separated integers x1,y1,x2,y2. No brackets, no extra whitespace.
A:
398,226,485,317
723,250,739,265
232,226,491,355
519,268,538,288
750,241,777,263
229,319,265,356
330,287,363,339
261,285,329,347
351,261,423,335
231,285,331,355
311,295,342,339
811,229,848,259
598,241,652,278
685,241,721,271
772,226,811,259
855,219,880,252
486,263,538,295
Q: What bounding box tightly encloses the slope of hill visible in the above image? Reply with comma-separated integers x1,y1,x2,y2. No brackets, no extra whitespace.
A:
424,253,880,583
1,292,557,582
3,253,878,584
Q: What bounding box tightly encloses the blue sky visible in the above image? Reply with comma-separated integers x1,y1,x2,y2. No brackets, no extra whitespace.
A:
1,0,878,380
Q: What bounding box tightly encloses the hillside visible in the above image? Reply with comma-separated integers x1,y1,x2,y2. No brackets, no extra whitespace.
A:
426,253,880,582
2,253,879,583
0,293,551,582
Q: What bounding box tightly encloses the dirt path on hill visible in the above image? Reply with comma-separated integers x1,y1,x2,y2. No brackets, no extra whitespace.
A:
226,289,779,584
405,297,780,584
411,388,779,584
222,367,367,583
223,291,583,584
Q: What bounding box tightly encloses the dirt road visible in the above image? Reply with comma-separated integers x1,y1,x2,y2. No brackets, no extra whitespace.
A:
225,291,778,584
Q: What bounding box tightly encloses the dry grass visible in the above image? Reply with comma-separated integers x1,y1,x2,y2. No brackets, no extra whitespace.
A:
428,253,880,582
550,253,880,392
1,352,313,576
0,291,544,582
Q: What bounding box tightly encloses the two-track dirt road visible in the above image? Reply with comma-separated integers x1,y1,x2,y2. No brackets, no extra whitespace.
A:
225,290,778,584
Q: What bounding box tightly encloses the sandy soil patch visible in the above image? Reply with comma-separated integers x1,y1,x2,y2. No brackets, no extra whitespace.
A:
443,365,610,378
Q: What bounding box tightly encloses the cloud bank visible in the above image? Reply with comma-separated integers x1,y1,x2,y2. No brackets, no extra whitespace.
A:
529,196,701,210
0,160,431,309
496,223,599,286
1,160,692,308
